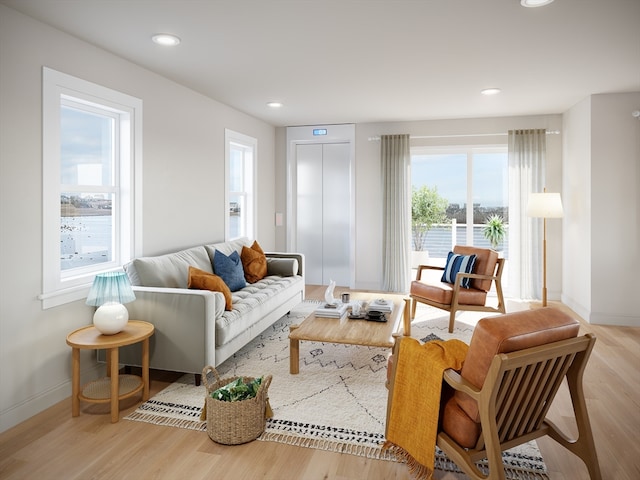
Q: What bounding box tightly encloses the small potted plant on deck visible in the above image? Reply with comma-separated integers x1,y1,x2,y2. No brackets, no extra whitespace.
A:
483,214,506,251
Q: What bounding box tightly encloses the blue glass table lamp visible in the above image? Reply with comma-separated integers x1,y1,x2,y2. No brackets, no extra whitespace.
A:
86,271,136,335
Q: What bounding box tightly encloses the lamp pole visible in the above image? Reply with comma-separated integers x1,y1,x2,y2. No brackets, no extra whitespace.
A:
527,188,563,308
542,214,548,307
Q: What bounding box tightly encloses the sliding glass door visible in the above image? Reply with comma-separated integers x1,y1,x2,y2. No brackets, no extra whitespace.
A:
411,146,510,289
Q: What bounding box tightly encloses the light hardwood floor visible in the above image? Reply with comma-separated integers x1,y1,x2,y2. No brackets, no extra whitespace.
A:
1,286,638,479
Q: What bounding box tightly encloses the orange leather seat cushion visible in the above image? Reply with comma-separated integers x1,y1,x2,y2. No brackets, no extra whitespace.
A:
410,279,487,306
441,308,580,448
409,246,499,306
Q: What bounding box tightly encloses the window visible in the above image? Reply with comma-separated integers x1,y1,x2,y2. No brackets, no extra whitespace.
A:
225,129,256,240
411,146,508,259
41,68,142,308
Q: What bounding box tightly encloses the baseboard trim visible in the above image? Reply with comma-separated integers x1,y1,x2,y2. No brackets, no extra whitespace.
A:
588,311,640,327
561,294,639,327
0,363,103,433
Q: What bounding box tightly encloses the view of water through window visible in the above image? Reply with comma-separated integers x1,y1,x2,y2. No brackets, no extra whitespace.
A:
60,212,112,270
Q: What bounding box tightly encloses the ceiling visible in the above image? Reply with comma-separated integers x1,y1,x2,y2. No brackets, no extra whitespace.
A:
2,0,639,127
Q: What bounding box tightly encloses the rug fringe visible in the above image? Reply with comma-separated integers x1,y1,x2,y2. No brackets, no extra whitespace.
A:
258,431,396,461
126,412,206,432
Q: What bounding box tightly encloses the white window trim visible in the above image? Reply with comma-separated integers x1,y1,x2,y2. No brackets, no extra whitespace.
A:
224,129,257,240
40,67,142,309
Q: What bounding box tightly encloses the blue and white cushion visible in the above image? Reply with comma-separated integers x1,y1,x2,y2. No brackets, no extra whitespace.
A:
441,252,477,288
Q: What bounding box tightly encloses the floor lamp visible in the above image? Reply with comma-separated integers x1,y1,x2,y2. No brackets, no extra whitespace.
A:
526,189,563,306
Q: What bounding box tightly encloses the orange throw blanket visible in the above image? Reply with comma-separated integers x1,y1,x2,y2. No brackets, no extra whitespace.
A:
383,337,468,479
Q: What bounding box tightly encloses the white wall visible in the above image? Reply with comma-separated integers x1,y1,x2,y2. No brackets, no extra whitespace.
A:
563,92,640,326
0,5,276,432
561,98,592,321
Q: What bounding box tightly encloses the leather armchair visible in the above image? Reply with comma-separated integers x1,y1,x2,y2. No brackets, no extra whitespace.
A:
438,308,602,480
410,245,505,333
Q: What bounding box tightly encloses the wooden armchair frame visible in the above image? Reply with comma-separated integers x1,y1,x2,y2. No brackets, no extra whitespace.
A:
410,256,506,333
437,333,602,480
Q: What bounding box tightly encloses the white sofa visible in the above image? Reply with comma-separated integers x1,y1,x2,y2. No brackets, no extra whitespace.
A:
107,237,305,378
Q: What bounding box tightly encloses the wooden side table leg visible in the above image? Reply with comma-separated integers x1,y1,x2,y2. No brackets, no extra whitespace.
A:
71,347,80,417
106,348,112,377
289,324,300,375
110,347,119,423
141,337,150,401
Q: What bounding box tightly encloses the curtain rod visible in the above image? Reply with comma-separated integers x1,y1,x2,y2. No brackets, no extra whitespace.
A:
367,130,560,141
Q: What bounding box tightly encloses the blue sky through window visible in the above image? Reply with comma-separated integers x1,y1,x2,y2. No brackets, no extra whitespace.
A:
412,151,508,207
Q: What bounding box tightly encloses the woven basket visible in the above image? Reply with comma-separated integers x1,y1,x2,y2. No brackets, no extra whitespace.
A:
202,366,272,445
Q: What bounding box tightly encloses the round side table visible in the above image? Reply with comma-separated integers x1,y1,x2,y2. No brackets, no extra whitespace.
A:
66,320,154,423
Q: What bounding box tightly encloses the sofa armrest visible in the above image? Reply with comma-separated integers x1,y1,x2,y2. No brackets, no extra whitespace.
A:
116,286,225,373
265,252,305,277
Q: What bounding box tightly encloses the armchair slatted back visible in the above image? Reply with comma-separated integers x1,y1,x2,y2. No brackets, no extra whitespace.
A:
437,333,602,480
476,335,592,451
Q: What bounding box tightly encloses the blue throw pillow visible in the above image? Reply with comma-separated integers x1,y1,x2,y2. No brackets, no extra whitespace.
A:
213,250,246,292
441,252,477,289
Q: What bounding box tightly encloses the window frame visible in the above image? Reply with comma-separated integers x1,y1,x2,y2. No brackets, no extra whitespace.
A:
225,129,256,241
41,67,142,309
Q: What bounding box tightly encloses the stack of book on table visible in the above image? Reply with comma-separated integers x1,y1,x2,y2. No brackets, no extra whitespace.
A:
314,302,348,318
367,298,393,313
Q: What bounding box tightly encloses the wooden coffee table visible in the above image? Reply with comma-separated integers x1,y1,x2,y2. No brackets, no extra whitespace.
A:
289,293,411,374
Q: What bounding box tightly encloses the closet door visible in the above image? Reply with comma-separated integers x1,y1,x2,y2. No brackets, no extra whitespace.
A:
296,142,351,286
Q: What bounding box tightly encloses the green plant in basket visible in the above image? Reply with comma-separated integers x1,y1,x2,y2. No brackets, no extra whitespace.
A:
211,376,263,402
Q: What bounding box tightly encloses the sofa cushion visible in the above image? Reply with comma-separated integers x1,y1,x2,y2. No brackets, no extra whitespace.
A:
241,240,267,283
205,237,252,260
187,266,233,311
213,250,247,292
215,274,304,347
441,252,477,288
127,246,212,288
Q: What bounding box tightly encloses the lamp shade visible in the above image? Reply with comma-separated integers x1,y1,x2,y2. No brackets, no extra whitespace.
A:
86,272,135,335
526,192,564,218
86,271,136,306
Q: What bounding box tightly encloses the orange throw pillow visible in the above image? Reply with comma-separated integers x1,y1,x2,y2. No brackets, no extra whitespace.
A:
187,266,233,311
241,240,268,283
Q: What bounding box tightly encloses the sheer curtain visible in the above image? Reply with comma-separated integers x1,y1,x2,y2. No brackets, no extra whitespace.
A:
381,134,411,293
508,129,546,301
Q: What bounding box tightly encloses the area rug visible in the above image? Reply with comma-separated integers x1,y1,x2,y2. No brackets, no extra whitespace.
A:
125,300,548,479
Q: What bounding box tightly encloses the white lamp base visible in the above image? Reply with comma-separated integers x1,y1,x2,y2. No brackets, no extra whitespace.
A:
93,302,129,335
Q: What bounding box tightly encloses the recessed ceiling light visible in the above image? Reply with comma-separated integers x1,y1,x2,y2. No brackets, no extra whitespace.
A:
481,88,501,96
267,102,283,108
521,0,555,7
151,34,181,46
